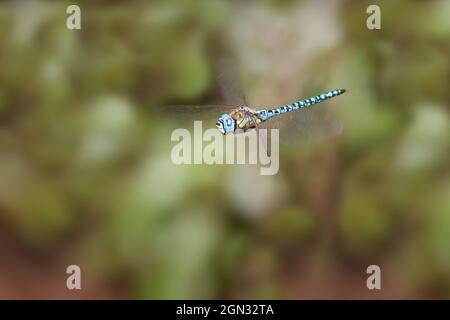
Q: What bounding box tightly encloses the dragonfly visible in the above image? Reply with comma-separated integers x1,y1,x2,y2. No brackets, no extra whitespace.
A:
215,88,346,135
161,58,346,150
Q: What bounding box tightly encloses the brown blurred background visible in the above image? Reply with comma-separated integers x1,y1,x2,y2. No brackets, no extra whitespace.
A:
0,0,449,299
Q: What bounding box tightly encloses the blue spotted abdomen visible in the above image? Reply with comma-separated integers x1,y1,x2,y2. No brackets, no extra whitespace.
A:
257,89,346,122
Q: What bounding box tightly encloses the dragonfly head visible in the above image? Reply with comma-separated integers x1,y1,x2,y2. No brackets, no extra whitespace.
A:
216,114,235,135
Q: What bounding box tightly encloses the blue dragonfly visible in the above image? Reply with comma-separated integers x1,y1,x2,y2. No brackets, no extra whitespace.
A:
162,59,345,150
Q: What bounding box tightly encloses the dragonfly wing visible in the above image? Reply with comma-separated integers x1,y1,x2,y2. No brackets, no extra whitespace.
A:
155,104,238,132
215,57,249,107
258,103,343,149
156,104,237,121
155,57,247,124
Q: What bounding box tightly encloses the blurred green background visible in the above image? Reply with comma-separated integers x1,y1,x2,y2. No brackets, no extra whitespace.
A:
0,0,449,299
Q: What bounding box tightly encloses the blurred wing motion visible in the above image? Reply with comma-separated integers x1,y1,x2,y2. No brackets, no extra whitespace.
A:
215,57,248,107
259,102,343,149
156,56,249,129
215,57,274,155
156,104,238,129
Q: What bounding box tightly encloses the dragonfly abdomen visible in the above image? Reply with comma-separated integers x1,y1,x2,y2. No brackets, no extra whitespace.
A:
257,89,346,122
